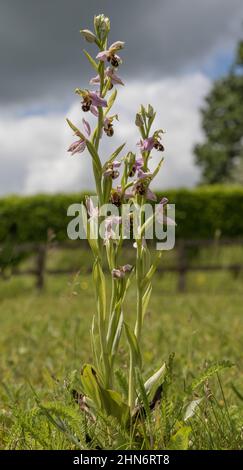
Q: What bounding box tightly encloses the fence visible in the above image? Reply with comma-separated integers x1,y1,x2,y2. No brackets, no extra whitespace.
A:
0,239,243,292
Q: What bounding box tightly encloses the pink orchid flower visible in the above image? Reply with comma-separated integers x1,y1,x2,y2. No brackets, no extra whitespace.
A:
81,90,107,112
137,136,155,152
125,183,157,202
112,264,133,279
155,197,176,226
90,67,124,87
89,91,107,108
96,41,125,67
138,135,164,152
103,215,122,243
128,155,144,177
106,67,124,85
86,197,99,219
103,160,121,179
67,119,91,156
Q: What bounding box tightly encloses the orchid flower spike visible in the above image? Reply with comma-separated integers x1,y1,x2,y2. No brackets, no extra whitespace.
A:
67,119,91,156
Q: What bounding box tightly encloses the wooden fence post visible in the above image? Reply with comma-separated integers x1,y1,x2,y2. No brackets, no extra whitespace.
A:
177,240,187,292
36,244,47,290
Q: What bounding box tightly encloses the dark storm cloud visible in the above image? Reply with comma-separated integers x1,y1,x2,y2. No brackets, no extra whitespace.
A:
0,0,242,108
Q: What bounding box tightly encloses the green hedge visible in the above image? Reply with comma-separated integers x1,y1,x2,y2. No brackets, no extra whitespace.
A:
0,186,243,244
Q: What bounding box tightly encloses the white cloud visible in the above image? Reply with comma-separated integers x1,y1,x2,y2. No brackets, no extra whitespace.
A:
0,73,211,195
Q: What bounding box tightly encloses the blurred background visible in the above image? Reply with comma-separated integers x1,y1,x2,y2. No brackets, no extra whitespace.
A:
0,0,243,193
0,1,243,450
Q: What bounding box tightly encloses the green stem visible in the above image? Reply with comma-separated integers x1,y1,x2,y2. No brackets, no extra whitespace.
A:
128,351,135,409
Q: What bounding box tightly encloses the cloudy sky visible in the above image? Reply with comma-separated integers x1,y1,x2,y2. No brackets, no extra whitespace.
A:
1,0,242,195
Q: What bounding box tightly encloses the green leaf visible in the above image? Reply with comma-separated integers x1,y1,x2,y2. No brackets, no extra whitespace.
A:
83,49,98,71
144,362,166,399
90,315,99,368
111,311,124,358
168,425,191,450
152,157,164,181
135,369,151,419
80,364,102,409
104,89,117,115
80,364,130,425
124,322,142,369
102,143,126,170
93,258,106,322
142,283,152,320
99,388,130,426
141,251,162,289
85,140,102,173
66,118,85,140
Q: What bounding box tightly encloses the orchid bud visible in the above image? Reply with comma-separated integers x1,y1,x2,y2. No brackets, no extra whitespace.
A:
94,14,110,39
135,113,143,127
80,29,97,43
146,104,155,118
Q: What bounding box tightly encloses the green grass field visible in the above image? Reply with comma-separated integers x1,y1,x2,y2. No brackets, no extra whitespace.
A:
0,247,243,449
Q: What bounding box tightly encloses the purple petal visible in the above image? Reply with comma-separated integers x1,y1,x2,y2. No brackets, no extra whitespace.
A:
96,51,109,61
139,137,155,152
90,105,99,117
89,91,107,108
112,160,121,168
137,169,152,179
82,118,91,137
135,156,144,169
144,137,155,151
86,197,98,218
106,67,124,85
146,188,157,201
90,75,100,85
159,197,169,206
123,264,133,272
68,139,86,155
124,189,134,199
112,268,124,279
165,215,176,226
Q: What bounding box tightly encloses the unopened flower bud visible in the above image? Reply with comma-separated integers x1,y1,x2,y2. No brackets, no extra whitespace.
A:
80,29,97,43
94,14,110,39
147,104,155,118
135,113,143,127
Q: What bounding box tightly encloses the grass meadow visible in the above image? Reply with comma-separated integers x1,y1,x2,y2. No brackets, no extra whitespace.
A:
0,245,243,450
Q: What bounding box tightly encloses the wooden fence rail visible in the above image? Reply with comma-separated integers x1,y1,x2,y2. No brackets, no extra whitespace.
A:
0,238,243,292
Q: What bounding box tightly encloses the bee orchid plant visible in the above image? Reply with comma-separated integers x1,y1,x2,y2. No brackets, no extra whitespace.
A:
67,14,171,425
